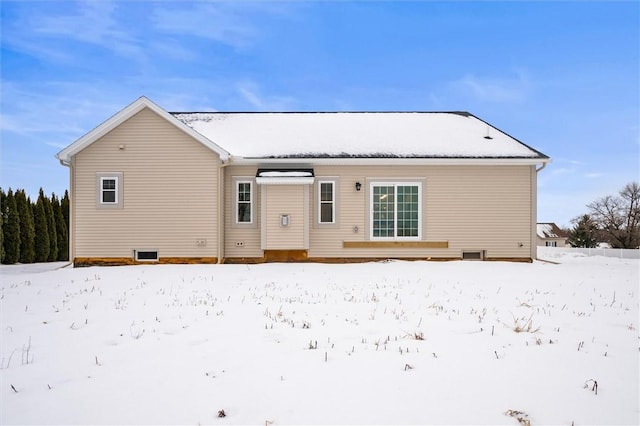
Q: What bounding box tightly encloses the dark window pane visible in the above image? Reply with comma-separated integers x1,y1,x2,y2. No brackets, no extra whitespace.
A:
238,203,251,222
102,190,116,203
320,203,333,223
320,182,333,202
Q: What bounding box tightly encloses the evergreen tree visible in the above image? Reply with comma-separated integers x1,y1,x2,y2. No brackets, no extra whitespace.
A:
44,192,58,261
0,188,6,263
52,194,69,261
61,190,70,232
34,190,50,262
16,190,35,263
2,189,21,264
568,214,599,248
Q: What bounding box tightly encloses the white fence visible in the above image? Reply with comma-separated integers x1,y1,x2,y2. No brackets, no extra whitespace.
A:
538,246,640,260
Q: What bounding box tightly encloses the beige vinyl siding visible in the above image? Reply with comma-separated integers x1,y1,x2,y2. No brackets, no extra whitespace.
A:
308,164,534,259
224,164,534,260
262,184,308,250
72,107,220,259
224,166,262,257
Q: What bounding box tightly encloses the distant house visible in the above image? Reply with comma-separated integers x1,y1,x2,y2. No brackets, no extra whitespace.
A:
536,223,569,247
56,97,550,266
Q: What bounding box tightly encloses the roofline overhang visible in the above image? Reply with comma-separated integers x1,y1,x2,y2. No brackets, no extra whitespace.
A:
55,96,231,163
228,156,551,167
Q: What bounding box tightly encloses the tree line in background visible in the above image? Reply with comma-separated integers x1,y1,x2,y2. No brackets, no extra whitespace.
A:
565,182,640,249
1,188,69,264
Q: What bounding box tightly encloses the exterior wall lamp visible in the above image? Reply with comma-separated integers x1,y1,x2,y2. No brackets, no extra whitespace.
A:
355,182,362,191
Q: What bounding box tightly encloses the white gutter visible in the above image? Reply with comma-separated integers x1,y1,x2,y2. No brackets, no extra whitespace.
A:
536,161,549,173
231,157,551,167
217,159,232,264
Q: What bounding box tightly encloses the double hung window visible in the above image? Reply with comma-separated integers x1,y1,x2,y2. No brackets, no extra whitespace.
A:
100,177,117,204
236,181,253,223
371,182,421,239
96,172,123,208
318,181,335,224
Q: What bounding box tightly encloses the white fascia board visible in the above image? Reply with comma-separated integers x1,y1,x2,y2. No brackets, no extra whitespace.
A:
231,156,551,167
56,96,230,163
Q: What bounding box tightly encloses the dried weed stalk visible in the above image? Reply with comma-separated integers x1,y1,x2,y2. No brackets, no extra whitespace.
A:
505,409,531,426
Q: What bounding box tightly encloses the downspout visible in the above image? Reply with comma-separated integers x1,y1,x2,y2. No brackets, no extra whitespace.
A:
217,158,233,264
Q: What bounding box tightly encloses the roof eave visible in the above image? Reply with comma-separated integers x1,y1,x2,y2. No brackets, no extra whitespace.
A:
229,156,550,166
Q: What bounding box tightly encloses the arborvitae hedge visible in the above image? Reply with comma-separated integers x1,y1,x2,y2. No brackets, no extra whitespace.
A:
16,189,36,263
1,188,6,263
43,191,58,262
33,190,50,263
0,187,70,265
52,193,69,261
3,189,21,264
61,190,70,233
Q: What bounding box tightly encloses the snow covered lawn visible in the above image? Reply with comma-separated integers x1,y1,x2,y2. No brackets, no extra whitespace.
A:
1,252,638,425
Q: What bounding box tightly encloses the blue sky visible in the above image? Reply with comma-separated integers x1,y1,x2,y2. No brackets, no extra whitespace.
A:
1,0,638,227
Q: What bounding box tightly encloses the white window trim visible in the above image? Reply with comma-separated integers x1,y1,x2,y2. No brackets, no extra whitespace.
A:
134,249,159,262
96,172,123,209
318,180,336,224
314,177,339,228
234,178,255,225
369,181,422,240
100,177,118,205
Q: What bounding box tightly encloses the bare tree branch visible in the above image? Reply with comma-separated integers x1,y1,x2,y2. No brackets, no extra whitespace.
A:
587,182,640,248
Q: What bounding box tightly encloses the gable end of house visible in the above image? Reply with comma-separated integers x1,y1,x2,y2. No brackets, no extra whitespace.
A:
56,96,230,163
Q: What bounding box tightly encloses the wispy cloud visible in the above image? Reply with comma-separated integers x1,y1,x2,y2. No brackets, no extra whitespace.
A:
451,69,531,103
3,0,146,65
151,3,258,49
236,81,297,111
30,0,142,59
551,167,572,176
149,39,197,62
0,80,130,146
585,172,605,178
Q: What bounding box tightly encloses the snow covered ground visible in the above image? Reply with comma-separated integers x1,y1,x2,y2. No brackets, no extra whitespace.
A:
1,251,638,425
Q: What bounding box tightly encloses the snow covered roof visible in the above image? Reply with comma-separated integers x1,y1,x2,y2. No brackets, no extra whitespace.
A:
537,223,568,239
257,169,314,178
172,112,549,161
